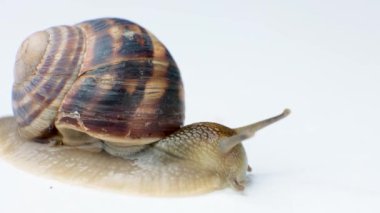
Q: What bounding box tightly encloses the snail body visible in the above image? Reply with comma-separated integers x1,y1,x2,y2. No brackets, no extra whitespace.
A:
0,18,290,196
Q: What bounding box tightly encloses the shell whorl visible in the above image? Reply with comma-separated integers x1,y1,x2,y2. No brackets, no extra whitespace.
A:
13,25,85,139
12,18,185,145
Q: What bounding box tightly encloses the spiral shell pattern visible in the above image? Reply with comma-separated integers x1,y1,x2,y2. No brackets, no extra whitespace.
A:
12,18,184,145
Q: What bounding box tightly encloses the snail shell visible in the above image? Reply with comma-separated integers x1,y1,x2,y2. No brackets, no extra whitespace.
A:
12,18,184,148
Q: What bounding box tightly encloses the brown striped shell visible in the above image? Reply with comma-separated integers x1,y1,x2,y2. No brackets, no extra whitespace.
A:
12,18,184,147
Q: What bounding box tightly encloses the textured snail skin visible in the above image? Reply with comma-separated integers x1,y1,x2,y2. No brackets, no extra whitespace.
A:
0,117,247,196
0,110,290,196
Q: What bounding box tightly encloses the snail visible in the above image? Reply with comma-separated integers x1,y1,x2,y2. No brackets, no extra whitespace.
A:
0,18,290,196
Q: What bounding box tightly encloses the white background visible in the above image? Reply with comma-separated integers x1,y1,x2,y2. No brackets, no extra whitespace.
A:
0,0,379,212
